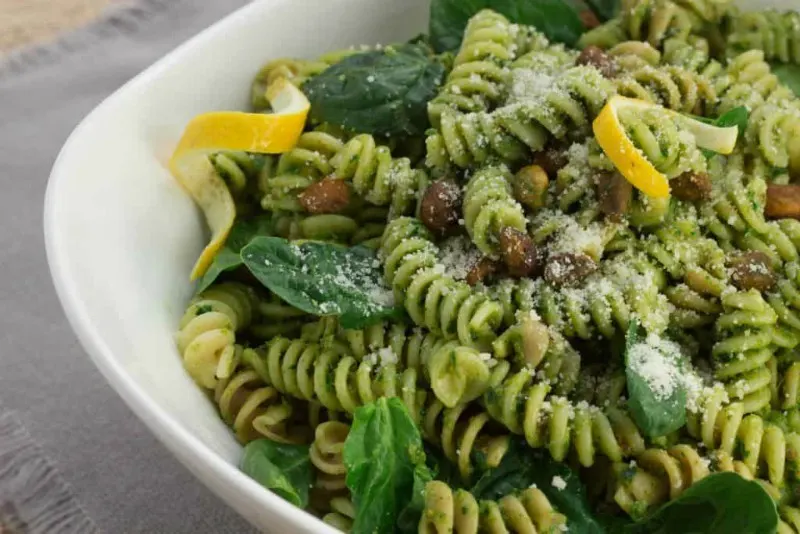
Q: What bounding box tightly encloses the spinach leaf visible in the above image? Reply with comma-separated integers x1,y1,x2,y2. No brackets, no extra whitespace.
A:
303,44,445,137
624,472,778,534
713,106,749,137
240,440,312,508
195,215,273,293
470,438,604,534
344,398,431,534
424,443,463,488
241,236,404,329
624,321,687,438
772,63,800,97
397,463,434,534
584,0,619,21
429,0,584,53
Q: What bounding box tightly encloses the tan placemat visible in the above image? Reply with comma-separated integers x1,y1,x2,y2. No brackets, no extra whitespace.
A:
0,0,125,54
0,0,256,531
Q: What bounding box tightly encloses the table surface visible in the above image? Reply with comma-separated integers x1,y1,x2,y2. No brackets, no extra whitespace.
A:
0,1,260,532
0,0,123,54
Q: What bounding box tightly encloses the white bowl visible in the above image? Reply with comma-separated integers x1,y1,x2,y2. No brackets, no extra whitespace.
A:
44,0,427,531
43,0,798,531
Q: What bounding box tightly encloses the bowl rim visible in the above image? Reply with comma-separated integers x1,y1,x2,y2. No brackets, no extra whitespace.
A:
43,0,340,531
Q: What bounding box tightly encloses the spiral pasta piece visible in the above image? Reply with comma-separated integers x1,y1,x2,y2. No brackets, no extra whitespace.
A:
427,65,615,175
426,48,577,174
428,10,520,127
176,282,257,389
496,65,615,146
310,421,350,494
214,363,312,444
380,218,505,350
661,37,724,78
715,51,800,170
686,384,800,487
639,222,728,327
483,364,646,467
244,325,492,412
610,444,784,518
728,9,800,64
463,165,527,256
419,481,568,534
261,128,346,213
329,134,427,217
712,290,777,413
703,160,800,267
615,64,717,115
620,0,697,48
493,252,671,340
263,127,425,218
323,496,355,532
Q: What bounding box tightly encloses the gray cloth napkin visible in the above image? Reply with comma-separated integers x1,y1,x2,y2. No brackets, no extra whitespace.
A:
0,1,259,532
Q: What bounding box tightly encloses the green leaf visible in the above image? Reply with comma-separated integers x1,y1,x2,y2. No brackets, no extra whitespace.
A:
772,63,800,98
240,440,312,508
423,443,463,488
713,106,749,137
624,321,687,438
584,0,619,21
303,44,445,137
470,438,604,534
429,0,584,53
397,463,434,534
241,236,404,329
344,398,431,534
195,215,273,293
624,472,778,534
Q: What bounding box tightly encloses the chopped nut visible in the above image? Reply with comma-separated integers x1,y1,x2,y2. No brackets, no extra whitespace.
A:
576,45,618,79
596,172,632,221
420,179,462,236
499,227,540,278
532,146,569,177
580,9,601,29
514,165,550,212
466,257,499,286
766,184,800,220
729,251,775,292
544,252,597,287
520,318,551,368
299,178,351,214
670,172,712,202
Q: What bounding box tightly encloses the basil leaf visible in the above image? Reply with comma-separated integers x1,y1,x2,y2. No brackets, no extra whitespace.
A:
429,0,584,53
241,237,404,329
303,44,445,137
470,438,604,534
772,63,800,97
624,472,778,534
624,321,687,438
344,398,430,534
584,0,619,21
240,440,312,508
196,215,273,293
